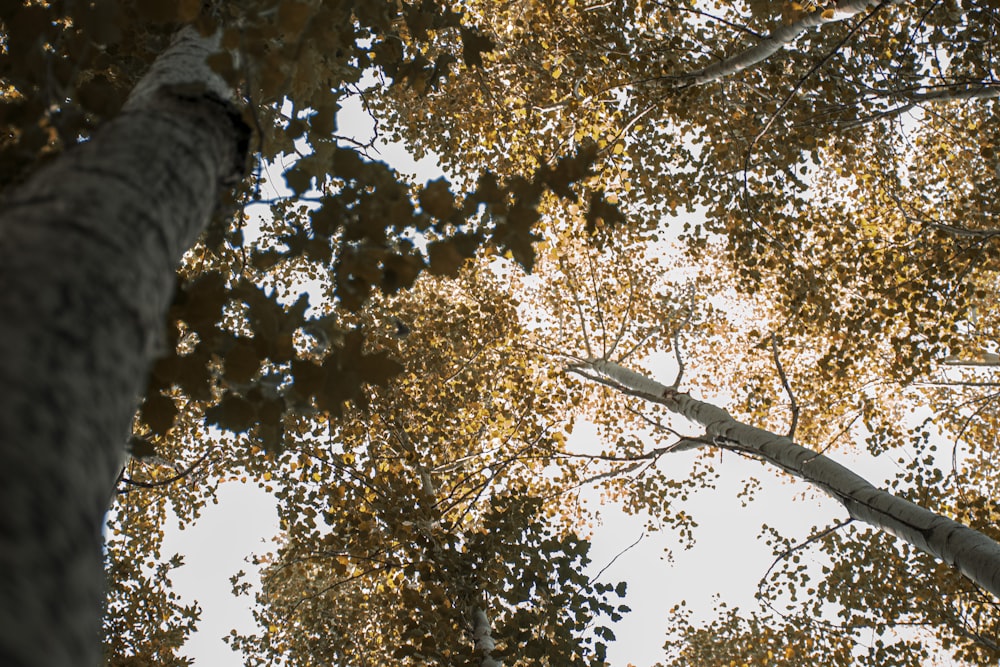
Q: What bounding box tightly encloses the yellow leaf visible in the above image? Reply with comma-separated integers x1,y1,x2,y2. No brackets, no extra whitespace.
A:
821,7,835,18
312,472,322,482
263,471,272,481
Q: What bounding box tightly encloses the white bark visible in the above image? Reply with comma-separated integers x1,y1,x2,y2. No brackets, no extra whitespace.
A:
472,607,503,667
570,358,1000,599
943,351,1000,367
0,28,246,667
842,83,1000,129
392,426,504,665
909,83,1000,105
678,0,900,87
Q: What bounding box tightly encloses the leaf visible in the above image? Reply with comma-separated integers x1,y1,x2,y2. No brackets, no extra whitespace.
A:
128,436,158,459
141,393,177,436
418,178,456,219
224,340,260,385
175,272,228,330
205,394,257,433
427,239,467,277
278,0,313,35
177,0,201,22
381,252,425,293
284,164,313,195
461,27,495,68
77,74,122,117
137,0,184,22
358,351,403,387
585,190,627,235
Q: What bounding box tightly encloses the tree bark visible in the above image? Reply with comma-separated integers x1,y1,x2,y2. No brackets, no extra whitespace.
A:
568,358,1000,599
677,0,900,87
0,27,246,667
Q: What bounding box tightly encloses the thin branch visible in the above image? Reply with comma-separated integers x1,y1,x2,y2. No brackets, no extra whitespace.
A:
617,319,666,363
669,284,696,389
770,334,800,438
649,1,763,39
588,532,645,585
672,0,900,87
560,256,594,359
605,262,638,360
749,1,885,152
441,332,502,385
757,518,854,599
584,250,609,357
117,447,214,492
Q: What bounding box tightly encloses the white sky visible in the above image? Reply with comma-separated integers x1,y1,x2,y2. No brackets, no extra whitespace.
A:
164,408,900,665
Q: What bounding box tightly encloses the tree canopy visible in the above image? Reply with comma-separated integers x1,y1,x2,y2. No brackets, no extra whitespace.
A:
2,0,1000,665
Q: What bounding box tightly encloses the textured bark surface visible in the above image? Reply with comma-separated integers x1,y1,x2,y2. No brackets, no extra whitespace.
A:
571,358,1000,599
680,0,897,87
0,29,246,667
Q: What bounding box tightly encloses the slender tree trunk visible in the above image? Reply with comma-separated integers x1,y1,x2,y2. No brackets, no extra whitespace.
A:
943,351,1000,366
842,83,1000,129
392,425,504,666
0,28,246,667
568,358,1000,599
472,607,503,667
678,0,899,86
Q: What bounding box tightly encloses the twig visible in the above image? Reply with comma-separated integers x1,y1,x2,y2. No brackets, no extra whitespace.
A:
584,250,609,356
117,447,214,492
560,256,594,358
588,532,645,585
606,262,638,359
757,518,853,601
669,284,696,389
770,334,800,438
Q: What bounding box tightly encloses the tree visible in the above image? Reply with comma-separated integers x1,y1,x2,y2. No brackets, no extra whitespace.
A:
0,21,247,667
376,0,1000,391
5,1,1000,665
513,235,1000,664
0,2,600,665
111,268,628,667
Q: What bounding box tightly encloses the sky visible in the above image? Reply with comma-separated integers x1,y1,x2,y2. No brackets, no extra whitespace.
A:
164,406,900,665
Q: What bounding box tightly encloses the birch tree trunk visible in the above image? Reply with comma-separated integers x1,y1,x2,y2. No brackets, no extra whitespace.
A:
568,358,1000,599
677,0,899,87
0,28,246,667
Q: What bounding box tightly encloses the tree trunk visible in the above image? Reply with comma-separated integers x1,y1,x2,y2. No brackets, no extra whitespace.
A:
568,358,1000,599
678,0,899,87
0,28,246,667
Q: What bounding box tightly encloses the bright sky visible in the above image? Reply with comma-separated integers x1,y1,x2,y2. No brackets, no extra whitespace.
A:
164,410,899,665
